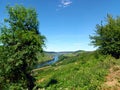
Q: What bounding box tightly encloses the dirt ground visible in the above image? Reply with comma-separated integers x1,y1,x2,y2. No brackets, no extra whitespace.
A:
101,65,120,90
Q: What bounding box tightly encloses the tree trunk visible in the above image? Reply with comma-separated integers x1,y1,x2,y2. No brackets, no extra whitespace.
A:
25,73,35,90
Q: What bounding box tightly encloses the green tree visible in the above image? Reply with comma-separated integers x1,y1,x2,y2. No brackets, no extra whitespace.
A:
90,15,120,58
0,5,45,90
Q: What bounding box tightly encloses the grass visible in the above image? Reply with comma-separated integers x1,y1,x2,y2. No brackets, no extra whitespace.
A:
37,52,53,63
34,51,120,90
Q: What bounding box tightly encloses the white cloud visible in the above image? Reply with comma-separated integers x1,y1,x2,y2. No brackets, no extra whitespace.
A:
56,0,72,10
61,0,72,7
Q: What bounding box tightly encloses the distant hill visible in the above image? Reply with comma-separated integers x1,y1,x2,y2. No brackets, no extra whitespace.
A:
44,50,86,55
44,51,57,55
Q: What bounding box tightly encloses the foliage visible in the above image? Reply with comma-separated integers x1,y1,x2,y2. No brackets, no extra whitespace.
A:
37,52,53,63
35,51,118,90
0,5,45,90
90,14,120,58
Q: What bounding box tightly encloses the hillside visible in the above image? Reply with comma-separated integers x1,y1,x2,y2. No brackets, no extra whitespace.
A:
34,51,120,90
37,52,54,63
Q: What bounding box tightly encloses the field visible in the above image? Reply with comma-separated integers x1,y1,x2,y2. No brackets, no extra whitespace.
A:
33,51,120,90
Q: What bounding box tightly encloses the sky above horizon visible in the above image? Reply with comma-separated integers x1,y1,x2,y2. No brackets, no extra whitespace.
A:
0,0,120,52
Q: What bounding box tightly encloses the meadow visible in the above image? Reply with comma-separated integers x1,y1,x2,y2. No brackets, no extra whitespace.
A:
34,51,120,90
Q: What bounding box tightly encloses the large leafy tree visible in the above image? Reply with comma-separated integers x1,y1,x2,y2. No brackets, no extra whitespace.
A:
0,5,45,89
90,15,120,58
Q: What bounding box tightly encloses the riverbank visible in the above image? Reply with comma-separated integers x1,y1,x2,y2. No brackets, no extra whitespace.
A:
36,53,60,68
37,52,54,64
34,51,120,89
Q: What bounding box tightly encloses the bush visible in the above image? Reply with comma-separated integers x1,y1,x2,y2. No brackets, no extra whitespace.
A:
90,14,120,58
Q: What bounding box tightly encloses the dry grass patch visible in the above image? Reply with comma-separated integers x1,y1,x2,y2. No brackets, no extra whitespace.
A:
101,65,120,90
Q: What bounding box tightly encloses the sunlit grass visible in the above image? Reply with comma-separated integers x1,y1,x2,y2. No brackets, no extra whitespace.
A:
35,51,119,90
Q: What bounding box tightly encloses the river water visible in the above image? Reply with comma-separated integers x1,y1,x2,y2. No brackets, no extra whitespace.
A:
36,54,59,68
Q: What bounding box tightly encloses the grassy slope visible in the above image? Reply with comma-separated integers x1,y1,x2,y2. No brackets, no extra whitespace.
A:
37,52,54,63
34,51,120,90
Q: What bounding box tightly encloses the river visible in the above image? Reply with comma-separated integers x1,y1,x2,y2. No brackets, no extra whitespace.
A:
36,54,59,68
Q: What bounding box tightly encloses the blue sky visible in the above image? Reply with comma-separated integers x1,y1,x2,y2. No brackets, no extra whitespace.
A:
0,0,120,51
